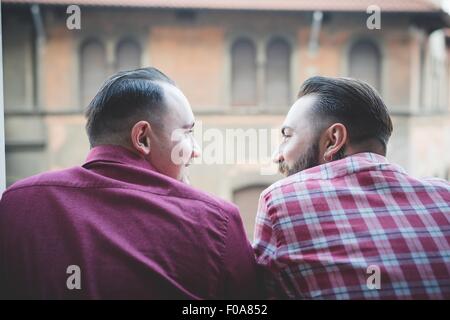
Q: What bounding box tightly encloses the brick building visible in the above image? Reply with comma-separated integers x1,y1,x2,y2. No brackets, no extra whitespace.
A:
2,0,450,239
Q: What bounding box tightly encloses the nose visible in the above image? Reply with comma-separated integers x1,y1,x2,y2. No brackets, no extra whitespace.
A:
191,137,201,159
272,148,283,164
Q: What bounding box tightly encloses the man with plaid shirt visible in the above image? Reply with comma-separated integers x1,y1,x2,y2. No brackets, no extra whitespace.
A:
253,76,450,299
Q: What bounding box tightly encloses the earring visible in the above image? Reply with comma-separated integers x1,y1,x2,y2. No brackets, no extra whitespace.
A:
323,153,333,162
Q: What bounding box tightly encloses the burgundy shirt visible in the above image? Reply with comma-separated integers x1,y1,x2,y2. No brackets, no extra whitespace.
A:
0,145,259,299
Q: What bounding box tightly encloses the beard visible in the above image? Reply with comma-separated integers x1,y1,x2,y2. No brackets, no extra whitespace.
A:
278,142,320,176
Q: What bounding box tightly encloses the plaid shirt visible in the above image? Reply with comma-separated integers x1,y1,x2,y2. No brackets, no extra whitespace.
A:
253,152,450,299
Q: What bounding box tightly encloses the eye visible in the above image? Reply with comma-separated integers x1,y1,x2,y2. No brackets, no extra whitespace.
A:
281,128,292,138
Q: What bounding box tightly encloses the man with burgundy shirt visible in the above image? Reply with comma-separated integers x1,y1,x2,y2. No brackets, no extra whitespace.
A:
0,67,259,299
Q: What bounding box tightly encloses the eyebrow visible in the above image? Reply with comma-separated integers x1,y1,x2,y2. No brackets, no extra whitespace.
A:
182,122,195,129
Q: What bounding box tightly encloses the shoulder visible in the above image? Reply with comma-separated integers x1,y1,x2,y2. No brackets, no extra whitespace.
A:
259,170,323,207
417,176,450,197
178,184,240,219
421,177,450,188
2,167,85,197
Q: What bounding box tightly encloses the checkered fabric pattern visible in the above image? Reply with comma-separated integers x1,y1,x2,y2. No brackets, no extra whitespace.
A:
253,152,450,299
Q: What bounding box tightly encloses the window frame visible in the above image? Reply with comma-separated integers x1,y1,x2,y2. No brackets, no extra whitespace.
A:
264,36,293,108
226,31,296,115
344,35,385,96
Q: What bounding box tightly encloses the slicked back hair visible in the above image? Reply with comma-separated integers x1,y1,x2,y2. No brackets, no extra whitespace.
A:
85,67,175,147
298,76,393,153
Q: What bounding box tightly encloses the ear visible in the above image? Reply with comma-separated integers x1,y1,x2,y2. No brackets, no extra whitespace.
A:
322,123,348,162
130,121,152,156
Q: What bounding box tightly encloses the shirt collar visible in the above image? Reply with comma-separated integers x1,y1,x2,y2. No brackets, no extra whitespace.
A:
293,152,407,182
83,144,156,172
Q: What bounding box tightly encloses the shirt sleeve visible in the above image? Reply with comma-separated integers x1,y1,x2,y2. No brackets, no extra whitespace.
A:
221,205,262,299
252,192,287,299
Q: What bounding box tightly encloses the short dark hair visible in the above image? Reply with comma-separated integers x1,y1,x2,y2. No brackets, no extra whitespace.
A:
85,67,175,147
298,76,393,152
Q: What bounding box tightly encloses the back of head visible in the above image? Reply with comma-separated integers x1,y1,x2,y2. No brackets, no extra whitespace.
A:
85,67,175,147
298,76,393,154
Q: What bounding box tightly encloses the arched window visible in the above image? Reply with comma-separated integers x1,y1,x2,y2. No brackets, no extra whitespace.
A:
231,38,257,106
233,185,268,240
80,39,107,108
349,39,382,92
265,38,291,106
116,38,141,72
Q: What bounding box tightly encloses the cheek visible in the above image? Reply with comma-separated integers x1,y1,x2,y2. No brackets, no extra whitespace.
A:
282,138,305,164
168,136,193,166
148,131,191,180
177,138,193,162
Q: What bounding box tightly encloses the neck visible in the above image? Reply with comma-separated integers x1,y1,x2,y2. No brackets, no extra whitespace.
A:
345,140,386,157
